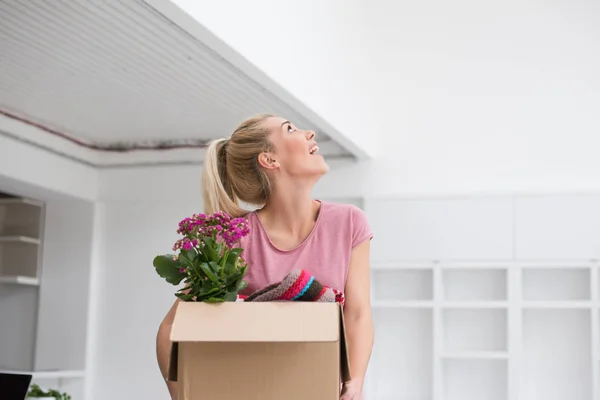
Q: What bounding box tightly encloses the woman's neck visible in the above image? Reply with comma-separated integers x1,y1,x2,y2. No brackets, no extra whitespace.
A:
258,185,320,238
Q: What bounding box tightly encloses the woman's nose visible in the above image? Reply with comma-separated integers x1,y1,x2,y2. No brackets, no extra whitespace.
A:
306,130,315,140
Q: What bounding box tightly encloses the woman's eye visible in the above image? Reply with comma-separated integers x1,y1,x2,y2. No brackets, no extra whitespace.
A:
287,125,295,132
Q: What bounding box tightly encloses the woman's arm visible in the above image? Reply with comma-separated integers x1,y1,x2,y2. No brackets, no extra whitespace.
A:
156,299,180,400
341,239,374,399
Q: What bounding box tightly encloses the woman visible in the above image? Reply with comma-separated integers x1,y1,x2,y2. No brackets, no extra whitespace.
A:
156,114,374,399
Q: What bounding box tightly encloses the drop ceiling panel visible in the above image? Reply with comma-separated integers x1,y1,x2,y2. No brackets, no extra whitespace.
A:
0,0,355,166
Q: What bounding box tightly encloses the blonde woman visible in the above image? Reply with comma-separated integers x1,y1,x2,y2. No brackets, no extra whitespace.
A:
156,114,374,400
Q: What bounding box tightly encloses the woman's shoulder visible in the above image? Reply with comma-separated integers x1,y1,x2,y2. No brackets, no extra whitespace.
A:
320,200,367,221
320,201,373,248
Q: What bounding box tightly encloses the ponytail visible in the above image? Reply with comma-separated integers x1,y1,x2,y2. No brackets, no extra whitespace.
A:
201,138,247,217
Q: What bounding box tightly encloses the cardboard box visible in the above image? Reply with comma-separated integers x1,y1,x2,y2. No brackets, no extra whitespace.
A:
168,301,351,400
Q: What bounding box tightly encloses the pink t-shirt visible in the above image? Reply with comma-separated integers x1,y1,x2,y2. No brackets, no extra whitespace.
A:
238,201,373,296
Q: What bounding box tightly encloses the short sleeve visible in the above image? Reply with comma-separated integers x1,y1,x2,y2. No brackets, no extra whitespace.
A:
351,205,373,248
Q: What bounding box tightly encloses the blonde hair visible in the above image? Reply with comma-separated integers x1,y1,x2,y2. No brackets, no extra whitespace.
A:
202,114,274,217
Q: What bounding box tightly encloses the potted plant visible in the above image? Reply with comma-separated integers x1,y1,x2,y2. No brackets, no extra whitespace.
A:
26,384,71,400
153,211,250,302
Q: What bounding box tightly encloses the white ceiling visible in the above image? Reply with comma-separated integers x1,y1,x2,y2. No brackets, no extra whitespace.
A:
0,0,358,167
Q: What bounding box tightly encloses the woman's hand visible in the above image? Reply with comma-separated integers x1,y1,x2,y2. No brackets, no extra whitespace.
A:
340,379,363,400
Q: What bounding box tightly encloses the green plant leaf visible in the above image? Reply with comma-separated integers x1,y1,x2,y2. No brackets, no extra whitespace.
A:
205,297,225,303
209,260,221,275
203,238,220,263
199,262,219,283
153,255,185,285
223,248,243,274
197,286,220,297
175,292,195,301
224,291,238,302
236,279,248,292
179,249,197,265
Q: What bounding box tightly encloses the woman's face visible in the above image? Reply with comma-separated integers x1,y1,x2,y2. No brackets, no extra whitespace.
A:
259,116,330,180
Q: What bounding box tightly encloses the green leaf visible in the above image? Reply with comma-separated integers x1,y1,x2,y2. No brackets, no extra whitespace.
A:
203,238,220,263
224,291,238,302
197,286,221,297
196,250,208,263
205,297,225,303
178,249,196,266
236,279,248,292
175,292,195,301
153,255,185,285
229,248,243,257
209,260,222,275
199,262,219,283
224,248,243,275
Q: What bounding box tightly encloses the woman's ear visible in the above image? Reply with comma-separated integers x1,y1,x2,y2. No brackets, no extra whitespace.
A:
257,152,280,170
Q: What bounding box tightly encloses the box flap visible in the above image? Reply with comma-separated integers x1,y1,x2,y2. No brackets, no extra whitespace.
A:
339,304,352,383
171,302,340,343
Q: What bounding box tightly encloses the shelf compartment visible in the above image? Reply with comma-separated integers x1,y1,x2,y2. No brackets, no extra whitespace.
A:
523,268,591,301
0,240,40,279
0,284,39,371
0,198,43,238
444,309,507,352
443,268,507,301
444,359,508,400
371,269,433,301
368,308,432,400
522,309,592,400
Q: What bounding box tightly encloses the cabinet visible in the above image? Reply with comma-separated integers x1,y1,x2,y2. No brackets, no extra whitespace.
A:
0,192,92,397
363,195,600,400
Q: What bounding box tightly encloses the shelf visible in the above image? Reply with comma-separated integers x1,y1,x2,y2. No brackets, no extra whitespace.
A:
0,241,40,279
444,359,508,400
522,301,593,309
372,300,434,308
371,269,433,302
0,275,39,286
443,301,508,309
0,369,85,379
442,351,509,360
523,268,591,301
522,309,592,400
443,269,507,301
444,309,507,353
0,198,43,207
369,308,432,400
0,236,41,245
0,198,43,238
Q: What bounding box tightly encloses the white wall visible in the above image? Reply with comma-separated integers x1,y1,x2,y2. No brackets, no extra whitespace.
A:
88,196,202,399
166,0,379,158
168,0,600,196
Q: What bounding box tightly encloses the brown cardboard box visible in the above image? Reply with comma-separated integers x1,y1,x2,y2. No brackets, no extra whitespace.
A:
168,301,351,400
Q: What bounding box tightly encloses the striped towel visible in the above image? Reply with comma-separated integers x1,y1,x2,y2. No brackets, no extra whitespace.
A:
239,269,345,306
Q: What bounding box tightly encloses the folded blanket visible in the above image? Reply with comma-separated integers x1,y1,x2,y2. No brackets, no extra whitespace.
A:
239,269,345,306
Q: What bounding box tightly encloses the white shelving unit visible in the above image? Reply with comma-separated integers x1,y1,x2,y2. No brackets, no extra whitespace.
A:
368,260,599,400
0,195,45,376
364,195,600,400
0,192,93,399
